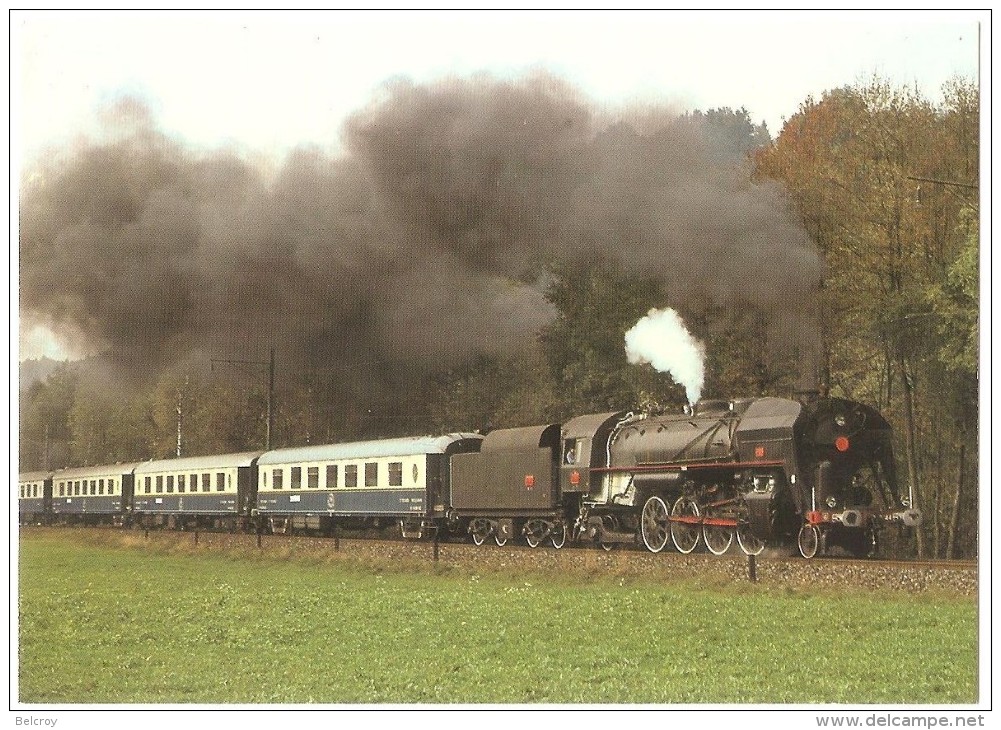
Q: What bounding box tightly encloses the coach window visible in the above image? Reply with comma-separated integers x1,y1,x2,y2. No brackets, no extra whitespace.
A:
345,465,358,489
91,480,97,495
216,473,226,492
291,467,302,490
273,469,284,490
202,474,211,492
178,474,186,493
389,462,403,487
98,478,105,495
156,476,164,493
307,467,319,489
191,474,199,493
365,462,378,487
145,477,152,494
166,475,175,493
326,465,339,489
108,479,115,495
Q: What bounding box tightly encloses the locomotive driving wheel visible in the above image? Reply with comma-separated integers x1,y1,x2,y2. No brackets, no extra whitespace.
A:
736,522,765,556
640,495,670,553
734,500,765,556
670,496,701,554
702,520,734,556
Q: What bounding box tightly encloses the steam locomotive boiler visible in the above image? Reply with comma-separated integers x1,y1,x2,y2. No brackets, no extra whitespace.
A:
576,395,921,558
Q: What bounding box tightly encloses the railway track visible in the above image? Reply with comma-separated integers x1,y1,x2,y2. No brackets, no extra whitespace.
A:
20,525,979,596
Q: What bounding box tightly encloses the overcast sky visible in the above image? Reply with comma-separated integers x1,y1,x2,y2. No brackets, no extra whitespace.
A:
13,9,983,164
11,9,986,360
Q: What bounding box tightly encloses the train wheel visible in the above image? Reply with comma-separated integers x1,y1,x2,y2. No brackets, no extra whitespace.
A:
797,523,821,559
736,523,765,556
551,523,567,550
525,520,543,548
495,534,508,547
703,523,733,556
472,531,486,546
670,496,701,554
600,541,614,552
640,495,670,553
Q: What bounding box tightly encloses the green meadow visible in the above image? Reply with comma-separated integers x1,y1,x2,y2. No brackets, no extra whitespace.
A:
17,529,977,705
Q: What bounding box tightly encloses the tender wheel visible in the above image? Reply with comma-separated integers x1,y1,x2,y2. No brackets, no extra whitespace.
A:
640,495,670,553
471,530,486,546
702,521,734,556
600,542,614,552
670,496,701,554
551,523,567,550
524,519,546,548
797,523,821,559
495,534,508,547
736,522,765,556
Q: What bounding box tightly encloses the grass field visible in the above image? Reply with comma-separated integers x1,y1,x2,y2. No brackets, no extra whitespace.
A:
16,529,978,705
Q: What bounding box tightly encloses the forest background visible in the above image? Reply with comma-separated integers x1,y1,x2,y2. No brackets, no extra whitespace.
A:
18,75,980,560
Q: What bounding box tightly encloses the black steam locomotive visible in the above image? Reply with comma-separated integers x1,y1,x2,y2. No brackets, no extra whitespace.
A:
18,394,921,559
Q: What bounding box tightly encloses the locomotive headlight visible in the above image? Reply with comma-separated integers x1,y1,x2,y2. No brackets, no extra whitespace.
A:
826,496,838,508
835,414,847,427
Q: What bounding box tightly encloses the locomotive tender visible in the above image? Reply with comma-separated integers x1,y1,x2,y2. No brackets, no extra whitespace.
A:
17,394,921,559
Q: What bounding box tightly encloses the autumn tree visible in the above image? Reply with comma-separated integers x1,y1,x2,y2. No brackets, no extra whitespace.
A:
755,76,979,557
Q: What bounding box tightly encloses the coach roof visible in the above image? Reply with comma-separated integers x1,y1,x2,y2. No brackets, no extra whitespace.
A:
134,451,264,475
52,463,143,480
257,434,483,466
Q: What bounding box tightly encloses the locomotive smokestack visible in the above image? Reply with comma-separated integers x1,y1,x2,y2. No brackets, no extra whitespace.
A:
625,307,705,407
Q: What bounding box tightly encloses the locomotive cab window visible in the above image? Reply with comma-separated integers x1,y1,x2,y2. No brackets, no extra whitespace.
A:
564,439,583,465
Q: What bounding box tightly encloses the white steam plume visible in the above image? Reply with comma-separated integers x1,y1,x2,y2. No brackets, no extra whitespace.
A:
625,307,706,407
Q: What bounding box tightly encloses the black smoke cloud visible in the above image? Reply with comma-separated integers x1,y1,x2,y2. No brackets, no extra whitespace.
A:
19,73,823,387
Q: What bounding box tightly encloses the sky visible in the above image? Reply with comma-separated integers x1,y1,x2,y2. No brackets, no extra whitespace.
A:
11,8,986,360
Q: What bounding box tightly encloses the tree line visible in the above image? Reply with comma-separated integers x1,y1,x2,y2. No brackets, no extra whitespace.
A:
19,76,979,559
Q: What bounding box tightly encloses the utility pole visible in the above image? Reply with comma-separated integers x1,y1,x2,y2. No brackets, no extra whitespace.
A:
211,348,276,450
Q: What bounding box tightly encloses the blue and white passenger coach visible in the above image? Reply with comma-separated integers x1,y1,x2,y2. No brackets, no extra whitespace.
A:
49,463,138,525
255,434,483,537
132,451,263,530
18,471,53,524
